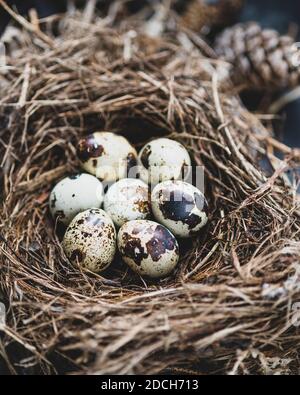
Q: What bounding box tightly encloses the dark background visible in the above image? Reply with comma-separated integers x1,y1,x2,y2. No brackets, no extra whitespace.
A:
0,0,66,31
0,0,299,32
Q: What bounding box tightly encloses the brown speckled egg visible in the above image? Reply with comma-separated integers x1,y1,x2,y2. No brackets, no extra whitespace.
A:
151,180,208,238
118,220,179,279
49,174,104,226
138,138,191,184
104,178,151,228
62,208,116,273
77,132,138,182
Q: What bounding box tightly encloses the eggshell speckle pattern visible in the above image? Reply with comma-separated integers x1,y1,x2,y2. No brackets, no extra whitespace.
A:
138,138,191,184
62,208,116,273
49,174,104,226
77,132,138,182
151,181,208,238
118,220,179,279
104,179,151,228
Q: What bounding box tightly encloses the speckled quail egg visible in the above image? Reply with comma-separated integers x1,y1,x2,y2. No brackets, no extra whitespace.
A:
49,174,104,226
77,132,138,183
104,179,151,228
118,220,179,279
138,138,191,185
151,180,208,238
62,208,116,273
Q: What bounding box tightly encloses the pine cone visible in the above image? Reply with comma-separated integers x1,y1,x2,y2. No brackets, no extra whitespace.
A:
215,22,300,91
181,0,244,32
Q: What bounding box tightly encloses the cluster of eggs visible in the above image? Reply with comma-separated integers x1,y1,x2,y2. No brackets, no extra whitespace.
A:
50,132,208,279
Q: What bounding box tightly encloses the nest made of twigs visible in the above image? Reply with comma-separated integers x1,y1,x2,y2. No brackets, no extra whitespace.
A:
0,2,300,375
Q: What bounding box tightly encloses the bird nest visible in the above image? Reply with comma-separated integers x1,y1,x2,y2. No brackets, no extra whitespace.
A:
0,3,300,375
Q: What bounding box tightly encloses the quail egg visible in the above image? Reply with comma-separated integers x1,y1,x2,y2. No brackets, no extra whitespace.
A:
151,180,208,238
77,132,138,183
62,208,116,273
49,174,104,226
138,138,191,185
104,179,151,228
118,220,179,279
